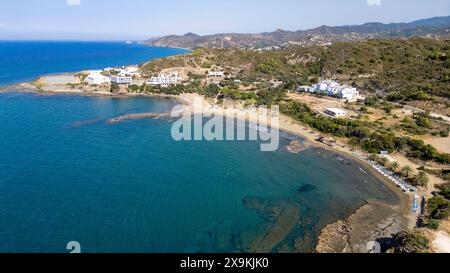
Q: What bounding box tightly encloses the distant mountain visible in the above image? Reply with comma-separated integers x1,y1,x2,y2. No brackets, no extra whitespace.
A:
408,16,450,28
146,16,450,49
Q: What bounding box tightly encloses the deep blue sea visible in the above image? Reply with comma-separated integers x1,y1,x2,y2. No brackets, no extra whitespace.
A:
0,42,398,253
0,41,187,86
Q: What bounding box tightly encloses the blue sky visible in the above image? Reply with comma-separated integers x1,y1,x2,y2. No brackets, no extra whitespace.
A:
0,0,449,40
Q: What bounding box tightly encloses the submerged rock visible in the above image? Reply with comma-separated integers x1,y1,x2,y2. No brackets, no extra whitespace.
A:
213,221,235,253
286,140,311,154
297,184,317,194
239,199,301,253
242,197,265,211
193,221,238,253
335,155,352,166
249,204,300,253
67,117,102,128
107,112,171,124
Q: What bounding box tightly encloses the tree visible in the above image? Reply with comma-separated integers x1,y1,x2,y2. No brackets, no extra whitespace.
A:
426,219,440,230
128,84,140,93
364,96,378,107
201,84,220,98
437,182,450,200
368,154,379,162
380,157,389,166
401,165,413,178
414,171,430,187
391,231,429,253
427,196,449,220
110,83,120,94
390,162,400,172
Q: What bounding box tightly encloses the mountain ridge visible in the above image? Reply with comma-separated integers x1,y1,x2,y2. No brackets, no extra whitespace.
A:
146,15,450,49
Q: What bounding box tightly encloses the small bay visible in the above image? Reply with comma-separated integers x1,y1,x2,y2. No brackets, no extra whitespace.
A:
0,42,398,253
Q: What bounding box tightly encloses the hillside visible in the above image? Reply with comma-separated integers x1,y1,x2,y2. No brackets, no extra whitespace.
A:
142,38,450,111
146,16,450,49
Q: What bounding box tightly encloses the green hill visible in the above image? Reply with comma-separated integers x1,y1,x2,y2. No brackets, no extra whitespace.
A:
142,38,450,108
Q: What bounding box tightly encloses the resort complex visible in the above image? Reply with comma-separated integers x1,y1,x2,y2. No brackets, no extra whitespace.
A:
84,66,183,88
298,80,363,101
147,72,181,87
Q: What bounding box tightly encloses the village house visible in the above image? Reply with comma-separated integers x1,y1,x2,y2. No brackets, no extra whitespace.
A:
103,66,140,78
208,70,224,78
110,76,133,85
85,71,111,85
324,108,347,117
147,72,181,87
119,66,140,77
270,80,283,88
207,70,224,85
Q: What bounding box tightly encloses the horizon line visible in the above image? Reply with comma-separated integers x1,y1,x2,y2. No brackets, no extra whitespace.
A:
1,14,448,41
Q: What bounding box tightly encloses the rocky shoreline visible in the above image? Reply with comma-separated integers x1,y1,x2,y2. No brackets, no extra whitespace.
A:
316,200,409,253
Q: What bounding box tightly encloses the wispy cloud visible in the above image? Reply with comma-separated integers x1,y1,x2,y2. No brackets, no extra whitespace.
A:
66,0,81,6
366,0,382,6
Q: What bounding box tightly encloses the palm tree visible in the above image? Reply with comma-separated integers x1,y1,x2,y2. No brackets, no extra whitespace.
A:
380,157,389,166
390,162,399,172
401,165,413,178
414,171,429,188
368,154,379,162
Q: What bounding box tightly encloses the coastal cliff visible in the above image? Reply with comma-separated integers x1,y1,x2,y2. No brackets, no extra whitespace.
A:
316,201,408,253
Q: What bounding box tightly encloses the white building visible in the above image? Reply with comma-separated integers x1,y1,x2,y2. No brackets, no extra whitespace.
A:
297,86,311,92
147,72,181,87
110,76,133,85
298,80,361,101
271,80,283,87
104,66,140,77
119,66,140,77
325,108,347,117
340,88,360,101
85,71,111,85
208,71,224,78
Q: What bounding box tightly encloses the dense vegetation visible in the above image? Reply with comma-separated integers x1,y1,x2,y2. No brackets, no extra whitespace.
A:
142,38,450,107
400,112,450,137
390,231,430,253
421,182,450,229
280,101,450,164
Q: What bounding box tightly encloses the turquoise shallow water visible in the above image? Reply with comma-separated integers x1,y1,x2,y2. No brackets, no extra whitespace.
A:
0,91,399,253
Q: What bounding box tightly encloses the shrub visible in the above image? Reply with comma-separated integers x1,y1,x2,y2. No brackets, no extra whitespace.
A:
427,196,450,220
110,83,120,94
426,219,441,230
392,231,430,253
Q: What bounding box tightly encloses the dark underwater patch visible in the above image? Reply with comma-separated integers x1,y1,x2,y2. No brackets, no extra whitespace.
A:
297,184,317,194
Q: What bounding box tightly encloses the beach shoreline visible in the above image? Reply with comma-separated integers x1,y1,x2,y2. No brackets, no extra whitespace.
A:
175,93,416,252
2,83,415,253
